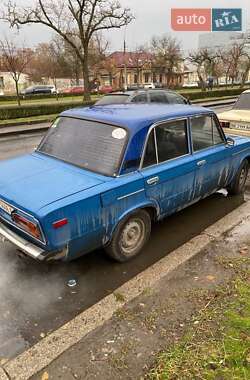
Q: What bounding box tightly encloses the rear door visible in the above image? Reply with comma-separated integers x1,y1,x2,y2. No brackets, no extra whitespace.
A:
141,118,197,216
190,114,232,199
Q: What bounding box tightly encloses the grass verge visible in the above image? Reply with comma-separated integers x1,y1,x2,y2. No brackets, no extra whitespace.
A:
147,259,250,380
0,114,56,127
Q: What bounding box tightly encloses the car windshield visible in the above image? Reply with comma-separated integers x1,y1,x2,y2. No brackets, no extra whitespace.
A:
233,93,250,110
95,94,129,105
37,117,128,176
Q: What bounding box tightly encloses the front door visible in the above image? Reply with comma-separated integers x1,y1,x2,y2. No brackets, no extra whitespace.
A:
141,119,197,216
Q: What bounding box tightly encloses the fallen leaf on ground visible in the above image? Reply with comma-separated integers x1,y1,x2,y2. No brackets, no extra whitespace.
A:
41,372,49,380
206,275,215,281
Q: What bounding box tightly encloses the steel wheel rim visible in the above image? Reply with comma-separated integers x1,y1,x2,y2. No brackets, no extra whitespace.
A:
239,166,247,188
120,219,145,256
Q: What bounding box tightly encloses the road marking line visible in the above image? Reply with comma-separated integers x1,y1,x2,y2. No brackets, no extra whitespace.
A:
3,200,250,380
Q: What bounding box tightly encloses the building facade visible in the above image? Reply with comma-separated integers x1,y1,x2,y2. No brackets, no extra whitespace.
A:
96,51,185,89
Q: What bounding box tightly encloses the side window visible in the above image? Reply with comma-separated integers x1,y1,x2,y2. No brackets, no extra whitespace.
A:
156,120,189,162
191,115,224,152
167,93,186,105
131,93,147,103
142,129,157,168
150,91,168,104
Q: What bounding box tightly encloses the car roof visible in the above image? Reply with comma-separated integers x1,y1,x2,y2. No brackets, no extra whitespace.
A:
61,104,212,135
103,89,184,96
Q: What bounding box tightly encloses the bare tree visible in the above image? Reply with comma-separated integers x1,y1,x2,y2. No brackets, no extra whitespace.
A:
151,35,182,87
240,50,250,87
133,45,152,85
0,38,31,105
3,0,133,101
188,49,208,90
227,42,246,85
28,41,67,99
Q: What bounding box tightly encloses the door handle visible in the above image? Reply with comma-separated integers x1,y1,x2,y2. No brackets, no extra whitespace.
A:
197,160,206,167
147,176,159,185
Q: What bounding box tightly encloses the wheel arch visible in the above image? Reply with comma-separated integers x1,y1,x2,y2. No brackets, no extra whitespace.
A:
104,201,160,245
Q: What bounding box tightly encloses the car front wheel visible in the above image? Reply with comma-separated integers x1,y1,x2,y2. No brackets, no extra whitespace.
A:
105,210,151,262
227,159,249,195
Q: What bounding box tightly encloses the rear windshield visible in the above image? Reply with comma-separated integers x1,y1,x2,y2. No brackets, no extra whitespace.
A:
37,117,128,176
95,94,129,105
233,93,250,110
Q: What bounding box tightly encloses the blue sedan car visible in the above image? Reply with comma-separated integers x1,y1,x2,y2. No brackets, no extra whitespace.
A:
0,104,249,262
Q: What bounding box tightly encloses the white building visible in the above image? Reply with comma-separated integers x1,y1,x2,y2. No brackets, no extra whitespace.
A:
0,72,29,95
198,30,250,51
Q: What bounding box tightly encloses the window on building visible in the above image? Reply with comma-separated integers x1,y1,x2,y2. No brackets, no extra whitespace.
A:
144,73,150,83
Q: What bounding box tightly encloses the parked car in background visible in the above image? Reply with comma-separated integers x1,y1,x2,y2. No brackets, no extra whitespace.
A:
21,85,57,97
61,86,85,95
182,82,199,88
218,90,250,132
95,89,190,106
143,83,156,89
0,104,249,263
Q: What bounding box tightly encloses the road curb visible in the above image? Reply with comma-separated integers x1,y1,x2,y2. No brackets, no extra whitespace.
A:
3,200,250,380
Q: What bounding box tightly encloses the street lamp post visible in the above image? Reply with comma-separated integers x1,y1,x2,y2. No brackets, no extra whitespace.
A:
124,38,128,91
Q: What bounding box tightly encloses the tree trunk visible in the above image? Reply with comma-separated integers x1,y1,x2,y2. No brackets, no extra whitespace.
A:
14,79,21,106
240,65,250,88
53,77,59,101
82,51,91,102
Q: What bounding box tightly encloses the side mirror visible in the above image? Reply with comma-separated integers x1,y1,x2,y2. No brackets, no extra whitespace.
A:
226,137,235,147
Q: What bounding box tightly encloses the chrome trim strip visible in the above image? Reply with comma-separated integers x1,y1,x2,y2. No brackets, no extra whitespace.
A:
233,147,250,156
154,128,159,164
0,222,45,260
117,189,144,201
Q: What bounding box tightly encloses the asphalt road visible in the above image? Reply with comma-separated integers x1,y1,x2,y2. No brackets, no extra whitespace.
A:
0,103,247,359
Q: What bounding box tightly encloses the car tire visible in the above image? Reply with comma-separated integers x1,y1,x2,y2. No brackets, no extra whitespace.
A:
105,210,151,263
227,159,249,195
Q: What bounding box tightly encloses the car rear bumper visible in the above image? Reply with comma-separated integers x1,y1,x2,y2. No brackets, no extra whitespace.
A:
0,221,69,261
0,221,49,260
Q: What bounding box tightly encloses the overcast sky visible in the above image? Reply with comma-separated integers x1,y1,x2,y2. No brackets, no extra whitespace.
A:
0,0,249,52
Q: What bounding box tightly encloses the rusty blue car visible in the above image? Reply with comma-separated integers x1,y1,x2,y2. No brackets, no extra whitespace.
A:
0,104,249,262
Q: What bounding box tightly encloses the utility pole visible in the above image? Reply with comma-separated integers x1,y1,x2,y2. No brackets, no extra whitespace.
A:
123,38,128,91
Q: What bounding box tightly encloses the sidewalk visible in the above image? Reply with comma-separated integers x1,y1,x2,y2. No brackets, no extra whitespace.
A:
26,203,249,380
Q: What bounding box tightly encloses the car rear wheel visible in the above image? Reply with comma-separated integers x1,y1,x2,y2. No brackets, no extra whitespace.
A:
105,210,151,262
227,159,249,195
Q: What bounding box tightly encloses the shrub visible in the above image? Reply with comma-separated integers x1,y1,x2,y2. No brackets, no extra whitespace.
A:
181,88,246,101
0,100,95,120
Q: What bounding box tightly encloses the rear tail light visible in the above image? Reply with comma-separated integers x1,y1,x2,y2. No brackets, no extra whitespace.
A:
11,213,42,240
